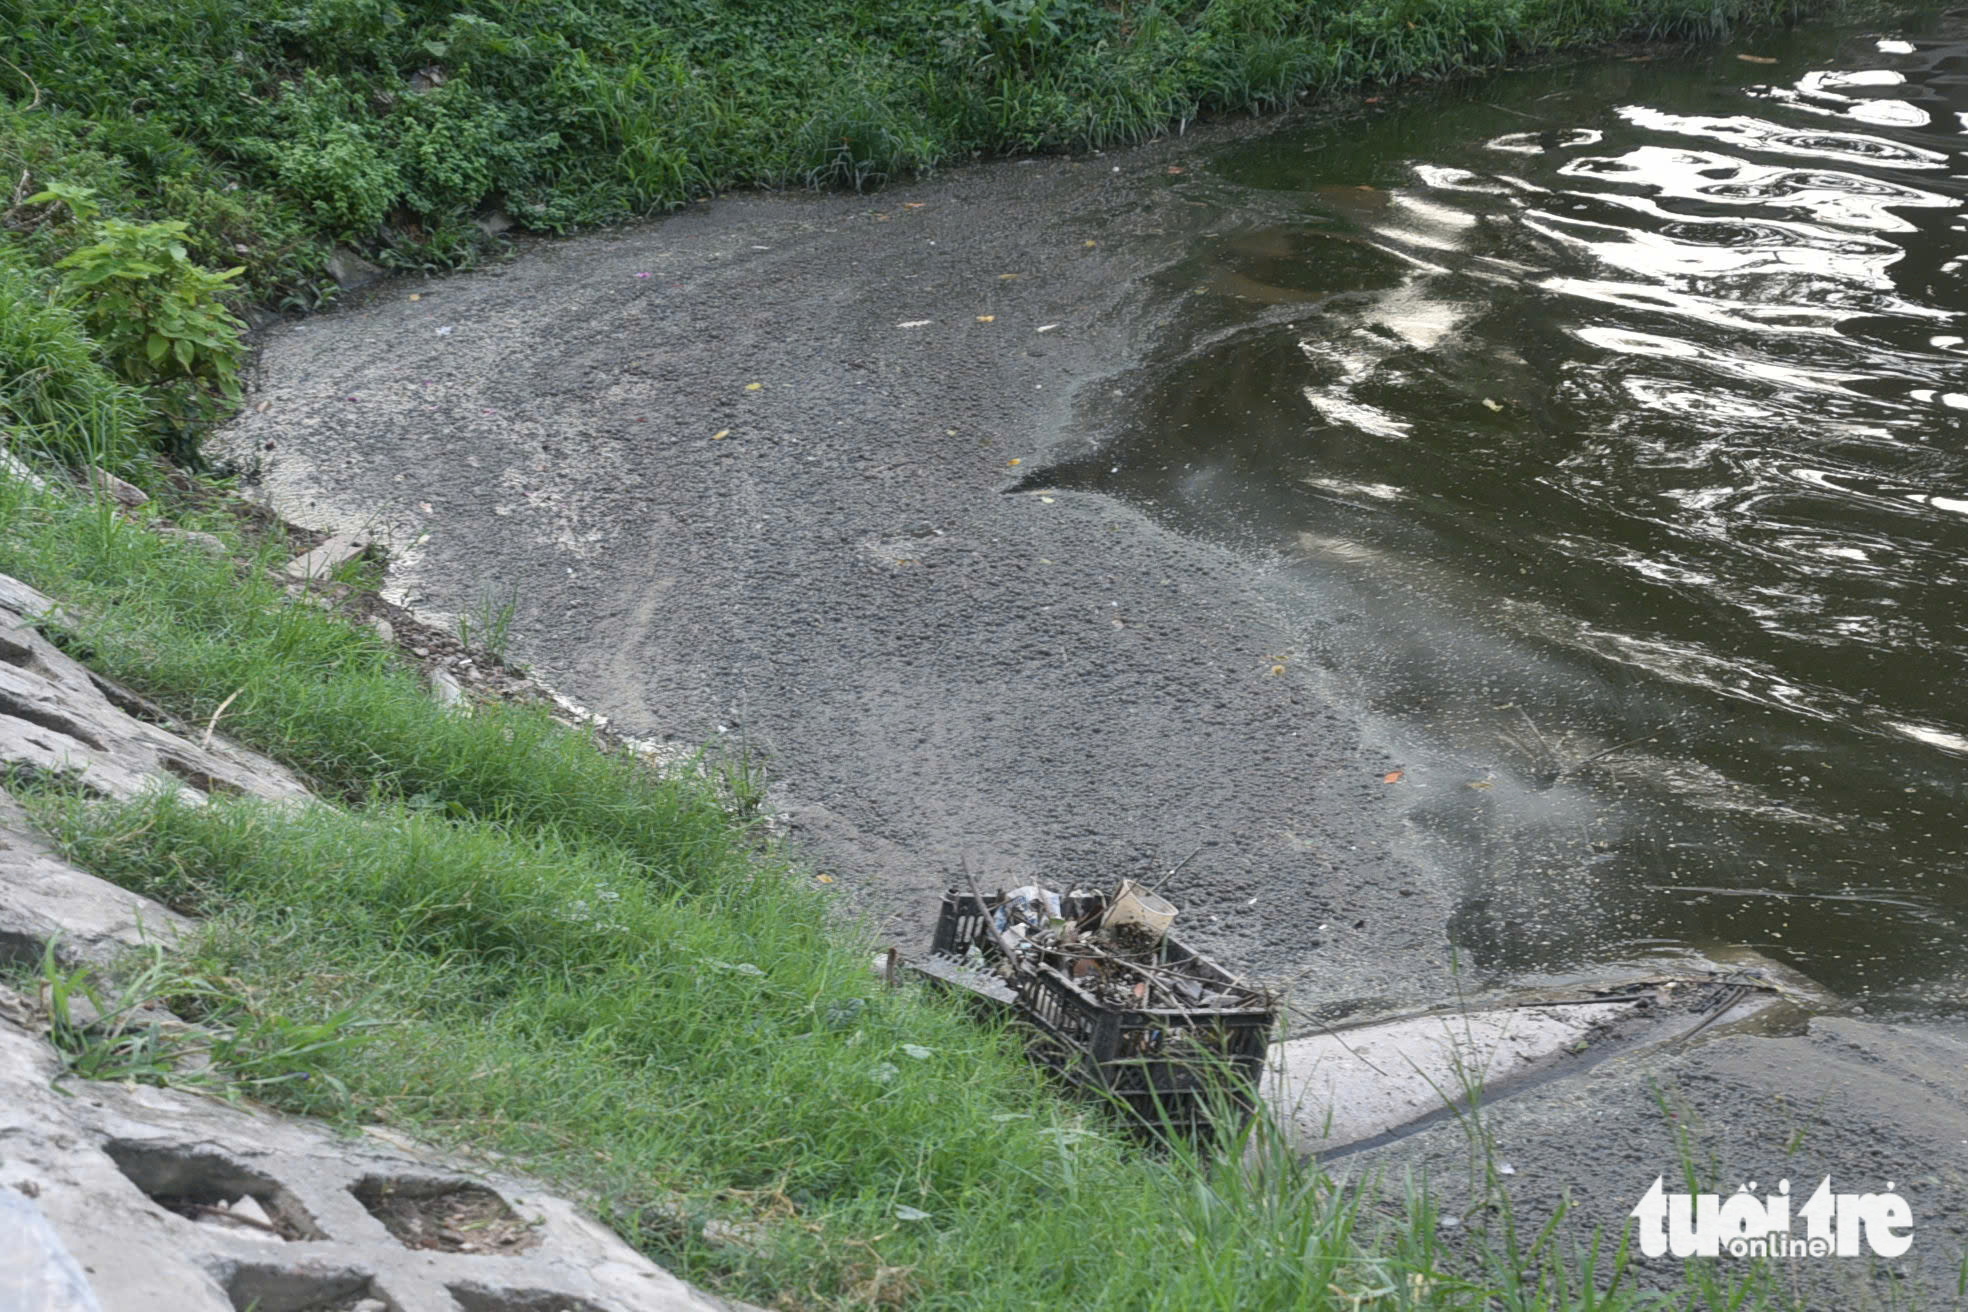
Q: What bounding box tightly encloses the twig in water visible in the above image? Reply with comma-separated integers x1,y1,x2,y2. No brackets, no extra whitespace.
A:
1666,983,1752,1051
1516,706,1553,760
1562,716,1683,778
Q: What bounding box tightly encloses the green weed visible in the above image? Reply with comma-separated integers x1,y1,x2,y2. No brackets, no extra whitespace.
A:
27,937,366,1103
28,781,1725,1310
0,250,148,470
31,183,245,457
456,580,519,662
0,477,1811,1309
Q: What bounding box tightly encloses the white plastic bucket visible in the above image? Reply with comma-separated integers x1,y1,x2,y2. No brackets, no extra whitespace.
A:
1102,880,1176,942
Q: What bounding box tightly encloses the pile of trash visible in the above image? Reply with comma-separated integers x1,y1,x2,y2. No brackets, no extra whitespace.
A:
926,877,1277,1133
955,879,1270,1014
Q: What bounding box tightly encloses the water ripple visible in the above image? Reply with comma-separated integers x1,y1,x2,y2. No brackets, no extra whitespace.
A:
1055,27,1968,1000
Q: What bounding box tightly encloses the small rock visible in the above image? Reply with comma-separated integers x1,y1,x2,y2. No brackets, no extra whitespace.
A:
196,1199,282,1244
371,617,395,644
325,247,384,291
411,646,430,658
283,533,372,582
0,448,49,490
156,526,226,556
701,1218,766,1250
474,208,515,238
89,467,148,508
428,667,466,708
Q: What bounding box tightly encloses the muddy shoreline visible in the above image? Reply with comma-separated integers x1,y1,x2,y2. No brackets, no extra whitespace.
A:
224,133,1457,998
220,128,1968,1303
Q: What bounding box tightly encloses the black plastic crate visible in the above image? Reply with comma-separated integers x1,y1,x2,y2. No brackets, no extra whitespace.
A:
929,890,998,961
1016,961,1274,1132
929,888,1276,1133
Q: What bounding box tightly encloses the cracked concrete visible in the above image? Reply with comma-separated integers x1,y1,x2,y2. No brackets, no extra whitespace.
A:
0,573,310,808
0,565,753,1312
0,995,743,1312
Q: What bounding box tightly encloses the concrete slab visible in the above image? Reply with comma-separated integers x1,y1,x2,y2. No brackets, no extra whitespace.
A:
0,575,311,806
284,533,374,583
0,567,756,1312
1265,1001,1640,1153
0,998,746,1312
0,789,192,969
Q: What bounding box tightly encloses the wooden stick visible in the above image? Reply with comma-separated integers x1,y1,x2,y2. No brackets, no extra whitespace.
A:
1166,843,1205,880
187,1203,286,1238
959,855,1020,965
201,687,244,750
1562,716,1681,777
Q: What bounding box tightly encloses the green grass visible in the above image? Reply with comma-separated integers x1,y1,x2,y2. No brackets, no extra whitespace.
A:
1,0,1809,274
0,0,1814,462
0,246,150,469
0,469,1801,1310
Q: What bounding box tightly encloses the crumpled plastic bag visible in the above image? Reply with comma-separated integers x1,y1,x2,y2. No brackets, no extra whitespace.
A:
992,885,1062,936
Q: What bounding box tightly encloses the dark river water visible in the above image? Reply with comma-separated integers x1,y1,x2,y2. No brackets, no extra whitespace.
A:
1044,14,1968,1013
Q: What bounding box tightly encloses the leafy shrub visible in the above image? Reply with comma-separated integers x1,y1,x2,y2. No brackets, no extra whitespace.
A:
34,184,245,450
0,0,1811,472
963,0,1110,73
391,82,558,220
786,80,942,192
244,73,402,238
0,251,148,469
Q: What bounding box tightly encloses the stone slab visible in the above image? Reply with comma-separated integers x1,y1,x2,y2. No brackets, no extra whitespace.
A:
284,533,375,583
0,789,192,969
1265,1000,1640,1154
0,1000,746,1312
0,573,311,805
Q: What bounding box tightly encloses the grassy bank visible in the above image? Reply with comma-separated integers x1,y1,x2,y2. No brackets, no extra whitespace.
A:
0,473,1793,1310
0,0,1811,468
